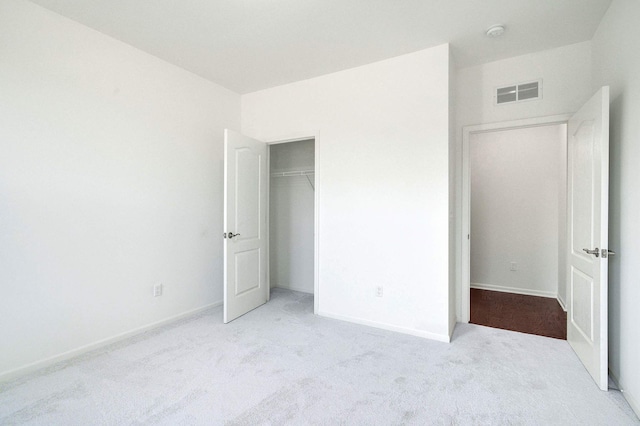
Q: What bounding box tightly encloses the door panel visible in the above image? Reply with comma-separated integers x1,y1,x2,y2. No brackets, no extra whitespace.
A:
570,268,593,340
235,248,260,295
224,129,268,323
235,148,261,240
571,122,595,255
567,87,609,390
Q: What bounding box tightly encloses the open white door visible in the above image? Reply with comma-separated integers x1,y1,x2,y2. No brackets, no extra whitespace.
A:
567,87,610,390
223,129,268,323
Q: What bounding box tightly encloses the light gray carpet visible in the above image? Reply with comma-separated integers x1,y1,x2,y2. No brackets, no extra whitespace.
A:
1,289,638,425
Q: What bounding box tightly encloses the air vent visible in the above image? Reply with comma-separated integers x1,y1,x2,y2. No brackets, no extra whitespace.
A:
496,80,542,105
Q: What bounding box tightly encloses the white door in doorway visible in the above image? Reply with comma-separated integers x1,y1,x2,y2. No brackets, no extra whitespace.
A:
567,86,610,391
223,129,268,323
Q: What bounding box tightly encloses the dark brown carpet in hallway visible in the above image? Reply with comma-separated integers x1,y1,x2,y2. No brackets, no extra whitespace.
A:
470,289,567,339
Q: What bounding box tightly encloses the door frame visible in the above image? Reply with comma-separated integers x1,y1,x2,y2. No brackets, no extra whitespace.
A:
265,132,320,314
459,114,572,323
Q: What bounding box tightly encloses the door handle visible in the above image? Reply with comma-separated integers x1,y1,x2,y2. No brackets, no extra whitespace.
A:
228,232,240,239
583,248,600,257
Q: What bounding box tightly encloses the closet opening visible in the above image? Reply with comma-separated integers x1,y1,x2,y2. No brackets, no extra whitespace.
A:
268,138,316,309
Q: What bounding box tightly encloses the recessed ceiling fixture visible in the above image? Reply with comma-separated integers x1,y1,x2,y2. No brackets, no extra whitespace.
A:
486,25,506,38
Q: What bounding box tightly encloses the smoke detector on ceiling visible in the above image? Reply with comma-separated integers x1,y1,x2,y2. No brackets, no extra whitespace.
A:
486,25,506,38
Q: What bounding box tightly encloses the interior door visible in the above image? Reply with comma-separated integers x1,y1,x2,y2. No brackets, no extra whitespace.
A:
223,129,268,323
567,86,610,390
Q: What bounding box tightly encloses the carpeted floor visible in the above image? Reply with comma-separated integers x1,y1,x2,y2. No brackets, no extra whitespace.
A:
470,289,567,339
0,289,637,425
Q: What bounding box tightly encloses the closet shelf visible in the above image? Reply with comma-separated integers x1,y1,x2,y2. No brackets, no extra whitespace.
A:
271,170,315,178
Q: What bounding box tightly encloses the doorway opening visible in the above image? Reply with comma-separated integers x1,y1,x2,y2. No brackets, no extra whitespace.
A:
461,88,610,389
461,115,570,339
268,138,317,309
223,130,319,323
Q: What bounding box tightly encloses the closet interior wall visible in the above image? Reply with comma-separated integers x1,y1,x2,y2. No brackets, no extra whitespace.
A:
269,139,315,294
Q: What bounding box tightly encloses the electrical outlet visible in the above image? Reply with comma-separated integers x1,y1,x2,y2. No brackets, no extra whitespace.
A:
376,286,383,297
153,283,163,297
510,262,518,271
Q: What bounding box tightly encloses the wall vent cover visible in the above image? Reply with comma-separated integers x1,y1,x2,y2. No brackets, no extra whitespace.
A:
495,80,542,105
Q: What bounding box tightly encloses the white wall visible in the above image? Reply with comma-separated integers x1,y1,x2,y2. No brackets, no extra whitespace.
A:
0,0,240,378
243,45,452,341
455,41,593,318
591,0,640,415
469,125,566,298
456,41,592,128
448,54,458,335
269,140,315,294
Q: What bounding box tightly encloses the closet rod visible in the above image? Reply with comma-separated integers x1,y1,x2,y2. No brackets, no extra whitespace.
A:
270,169,315,191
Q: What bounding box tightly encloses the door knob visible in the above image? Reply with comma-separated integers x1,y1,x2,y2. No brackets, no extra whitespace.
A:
583,248,600,257
228,232,240,239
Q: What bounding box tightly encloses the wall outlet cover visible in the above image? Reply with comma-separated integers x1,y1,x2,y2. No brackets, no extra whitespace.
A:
153,283,163,297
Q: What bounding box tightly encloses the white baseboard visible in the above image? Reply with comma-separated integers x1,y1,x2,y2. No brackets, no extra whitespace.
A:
0,300,222,383
609,369,640,418
471,282,557,299
556,295,567,311
318,310,450,343
272,284,314,294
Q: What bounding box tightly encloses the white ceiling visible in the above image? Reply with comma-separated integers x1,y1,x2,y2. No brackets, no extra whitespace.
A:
27,0,612,94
